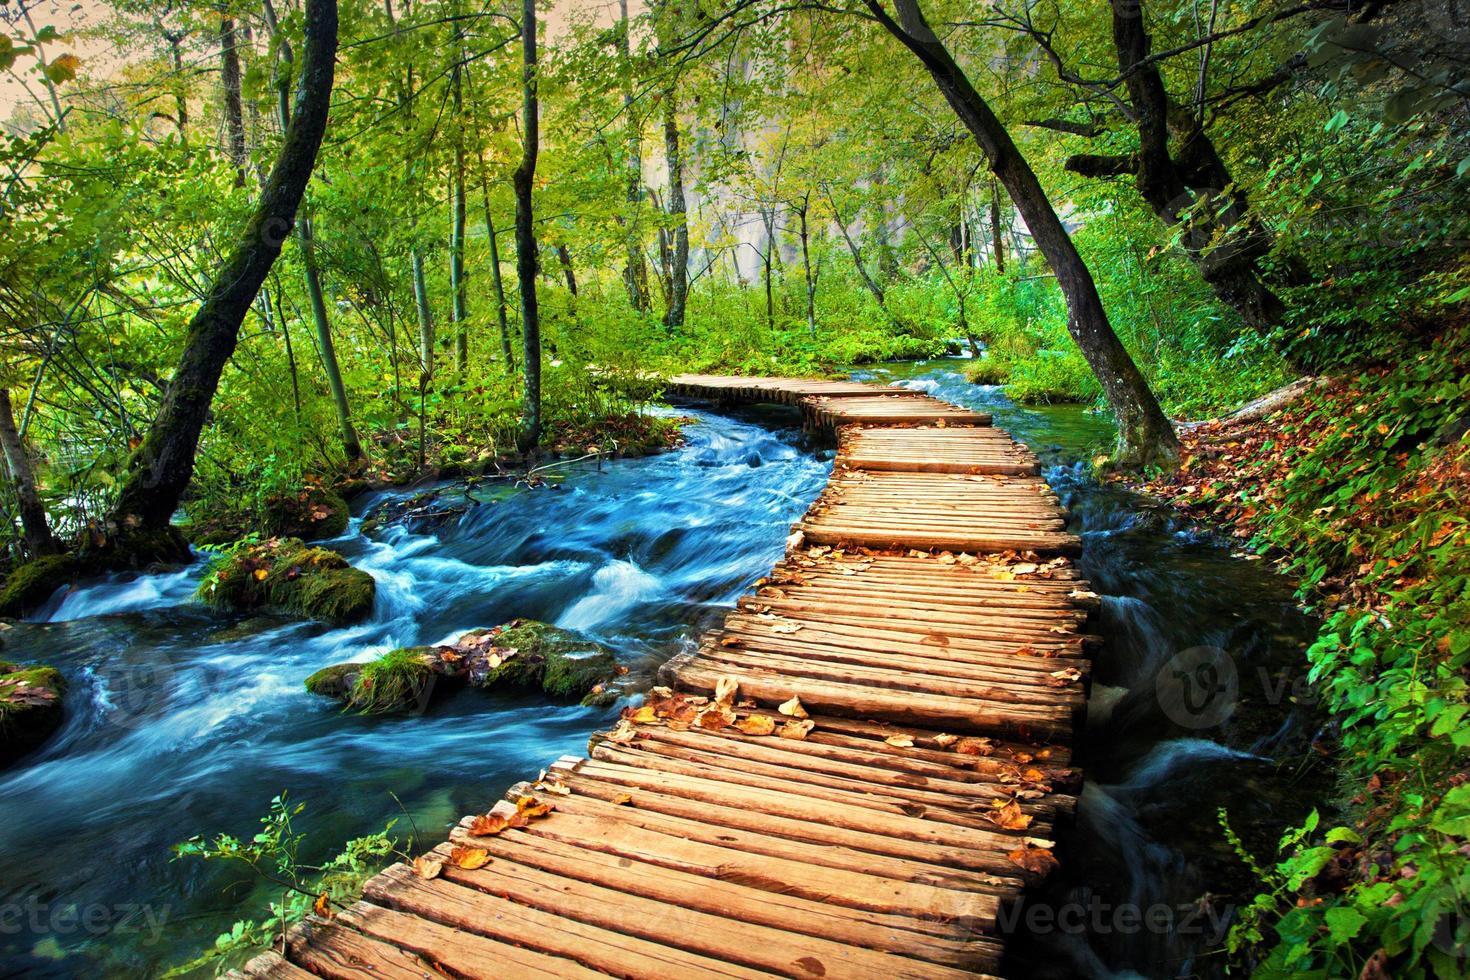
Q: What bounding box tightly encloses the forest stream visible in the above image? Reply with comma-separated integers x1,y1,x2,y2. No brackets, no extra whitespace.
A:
0,362,1326,979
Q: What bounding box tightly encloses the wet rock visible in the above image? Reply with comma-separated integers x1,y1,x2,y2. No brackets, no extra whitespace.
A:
198,537,375,626
360,489,472,537
0,554,78,618
262,487,350,541
0,660,65,767
305,620,622,715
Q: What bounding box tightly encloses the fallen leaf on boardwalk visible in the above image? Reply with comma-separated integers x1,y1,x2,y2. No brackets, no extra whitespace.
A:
714,676,739,705
1011,751,1034,763
719,636,743,647
611,793,633,806
986,800,1033,831
536,780,571,796
413,854,444,880
696,702,737,730
778,695,809,719
884,733,915,747
1014,645,1039,657
468,812,511,836
313,892,332,918
933,733,958,747
778,719,815,740
908,549,928,558
624,704,658,724
1011,563,1039,576
448,846,491,870
1022,768,1048,782
937,553,957,565
607,720,639,744
513,796,556,821
734,714,777,736
771,622,804,633
1049,668,1083,684
954,737,995,756
1007,844,1060,875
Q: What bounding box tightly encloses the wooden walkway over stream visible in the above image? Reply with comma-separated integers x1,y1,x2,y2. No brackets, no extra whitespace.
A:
234,374,1096,980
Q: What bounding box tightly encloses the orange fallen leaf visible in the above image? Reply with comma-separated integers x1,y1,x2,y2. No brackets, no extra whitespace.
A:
624,704,658,724
1007,844,1060,875
954,737,995,756
696,702,736,730
933,733,958,747
734,714,777,736
714,676,739,706
448,846,491,870
607,721,639,744
611,793,633,806
985,800,1033,831
313,892,332,918
468,812,511,836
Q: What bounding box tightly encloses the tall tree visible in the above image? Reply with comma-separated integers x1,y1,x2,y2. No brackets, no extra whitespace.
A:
110,0,339,533
262,0,361,463
449,21,470,375
618,0,650,312
514,0,542,450
864,0,1177,466
219,10,248,184
661,86,690,331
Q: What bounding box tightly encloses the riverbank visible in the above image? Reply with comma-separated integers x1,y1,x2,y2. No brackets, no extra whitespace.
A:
1119,335,1470,978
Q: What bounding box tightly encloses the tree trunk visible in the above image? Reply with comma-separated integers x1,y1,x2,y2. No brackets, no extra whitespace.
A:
989,177,1005,274
111,0,339,530
618,0,649,313
556,245,578,296
826,187,887,308
449,36,469,375
412,250,434,383
0,388,59,557
797,200,817,339
761,207,778,330
477,149,514,372
868,0,1176,467
1106,0,1285,332
219,13,248,185
662,87,689,332
263,0,361,462
514,0,542,450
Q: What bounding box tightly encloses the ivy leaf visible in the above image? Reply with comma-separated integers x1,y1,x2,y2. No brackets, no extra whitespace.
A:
1324,906,1367,943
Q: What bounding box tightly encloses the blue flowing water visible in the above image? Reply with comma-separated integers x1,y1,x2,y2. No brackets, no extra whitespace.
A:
0,406,829,977
1,367,1323,979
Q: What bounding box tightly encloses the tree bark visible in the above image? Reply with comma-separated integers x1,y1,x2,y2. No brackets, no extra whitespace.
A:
219,13,249,185
989,177,1005,274
618,0,650,313
868,0,1176,466
0,388,59,556
263,0,361,462
662,87,690,331
797,198,818,338
514,0,542,450
111,0,339,529
1107,0,1285,332
449,32,470,375
826,186,887,308
476,148,515,373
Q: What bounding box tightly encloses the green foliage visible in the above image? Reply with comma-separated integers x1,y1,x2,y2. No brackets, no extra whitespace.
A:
340,647,437,715
0,553,77,617
170,793,401,975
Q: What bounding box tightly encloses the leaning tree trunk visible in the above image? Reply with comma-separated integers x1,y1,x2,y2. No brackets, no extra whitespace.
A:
868,0,1177,467
0,388,59,557
111,0,339,531
514,0,542,450
618,0,650,313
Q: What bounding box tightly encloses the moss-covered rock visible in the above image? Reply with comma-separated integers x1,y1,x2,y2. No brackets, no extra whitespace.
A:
262,488,351,541
198,537,375,626
0,555,79,618
473,620,618,703
304,621,621,716
0,661,65,767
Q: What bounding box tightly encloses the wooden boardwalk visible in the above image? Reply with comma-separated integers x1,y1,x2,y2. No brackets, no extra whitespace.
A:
234,374,1094,980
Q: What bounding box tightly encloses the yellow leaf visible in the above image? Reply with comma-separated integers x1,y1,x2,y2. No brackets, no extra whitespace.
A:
714,676,739,705
611,793,633,806
312,892,332,918
778,719,814,740
412,854,444,879
985,800,1033,831
884,733,914,748
253,568,269,581
734,714,776,736
448,846,491,870
777,695,808,719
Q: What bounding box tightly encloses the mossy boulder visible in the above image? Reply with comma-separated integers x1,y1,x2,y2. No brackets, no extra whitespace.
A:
305,621,621,716
1,661,66,767
262,487,351,541
0,554,79,618
198,537,375,626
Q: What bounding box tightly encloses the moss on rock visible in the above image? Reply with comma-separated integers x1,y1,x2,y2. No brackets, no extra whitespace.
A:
198,537,375,625
0,555,79,618
303,621,621,717
262,488,351,541
0,661,66,767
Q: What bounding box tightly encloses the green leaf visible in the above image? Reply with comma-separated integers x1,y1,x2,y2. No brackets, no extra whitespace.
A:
1324,906,1367,944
